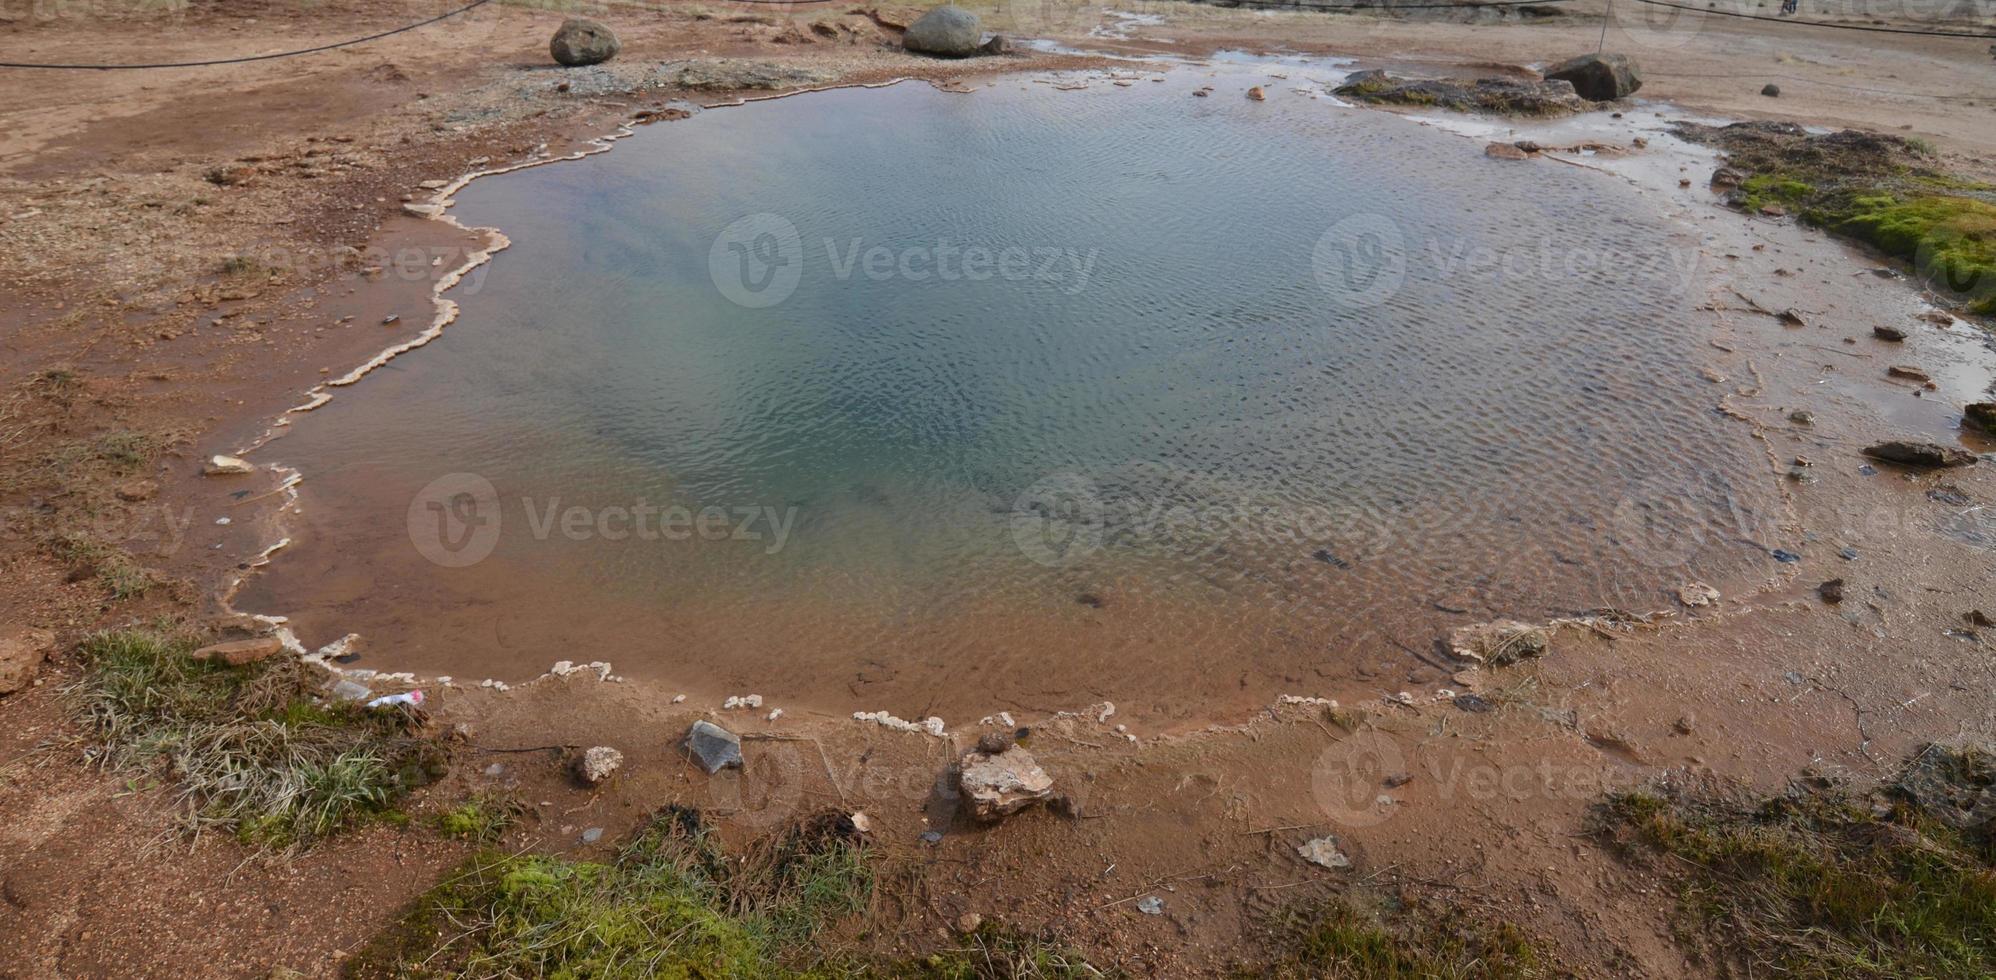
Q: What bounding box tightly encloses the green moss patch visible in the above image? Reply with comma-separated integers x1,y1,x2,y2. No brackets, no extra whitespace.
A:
1598,745,1996,979
71,629,443,847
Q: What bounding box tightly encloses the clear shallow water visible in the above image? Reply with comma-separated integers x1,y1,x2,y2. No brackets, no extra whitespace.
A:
241,71,1782,725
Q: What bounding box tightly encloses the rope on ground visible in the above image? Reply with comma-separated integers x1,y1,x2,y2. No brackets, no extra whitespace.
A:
0,0,495,70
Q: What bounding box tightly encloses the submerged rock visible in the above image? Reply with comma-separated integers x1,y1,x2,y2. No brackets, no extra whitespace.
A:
903,5,982,58
1543,53,1641,101
1334,71,1586,117
684,720,744,773
1863,440,1977,468
958,744,1054,821
1964,402,1996,434
1447,620,1549,666
550,18,620,67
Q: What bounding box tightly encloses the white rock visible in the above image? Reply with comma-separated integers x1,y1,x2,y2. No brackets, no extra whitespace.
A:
1677,582,1721,607
958,745,1054,821
1297,836,1351,870
575,745,623,785
204,454,255,475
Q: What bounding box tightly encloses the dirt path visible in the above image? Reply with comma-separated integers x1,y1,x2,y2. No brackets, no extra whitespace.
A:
3,1,1995,975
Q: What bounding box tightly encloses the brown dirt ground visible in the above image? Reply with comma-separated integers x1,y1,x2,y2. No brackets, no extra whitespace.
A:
4,1,1996,976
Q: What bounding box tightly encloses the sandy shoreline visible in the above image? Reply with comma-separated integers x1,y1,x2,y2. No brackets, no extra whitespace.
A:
3,1,1995,974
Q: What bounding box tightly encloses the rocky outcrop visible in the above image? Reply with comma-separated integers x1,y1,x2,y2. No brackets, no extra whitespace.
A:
0,627,55,696
1334,70,1587,117
550,18,620,67
1863,440,1978,468
1965,402,1996,434
903,5,982,58
1543,53,1641,102
958,744,1054,821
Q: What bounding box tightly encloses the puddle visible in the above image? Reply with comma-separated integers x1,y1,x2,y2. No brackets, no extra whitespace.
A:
238,69,1787,726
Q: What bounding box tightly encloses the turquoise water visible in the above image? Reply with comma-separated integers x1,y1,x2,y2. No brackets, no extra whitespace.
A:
242,72,1780,722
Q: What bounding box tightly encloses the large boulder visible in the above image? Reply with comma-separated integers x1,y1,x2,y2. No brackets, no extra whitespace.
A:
550,18,620,67
958,744,1054,821
1543,53,1641,102
903,5,982,58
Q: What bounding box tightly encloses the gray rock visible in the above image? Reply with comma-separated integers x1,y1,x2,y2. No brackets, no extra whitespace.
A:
1543,53,1642,102
903,5,982,58
0,627,55,696
958,744,1054,821
1297,835,1352,869
581,827,604,843
1863,440,1977,468
1964,402,1996,434
980,34,1013,56
683,719,743,774
550,18,620,67
1761,83,1780,97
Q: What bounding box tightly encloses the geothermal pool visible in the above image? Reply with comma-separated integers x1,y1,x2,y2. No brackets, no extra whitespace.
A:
239,68,1782,725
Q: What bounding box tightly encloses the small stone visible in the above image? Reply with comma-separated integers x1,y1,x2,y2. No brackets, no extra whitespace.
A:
975,731,1017,755
1963,403,1996,434
1711,166,1745,189
1485,142,1530,160
1136,896,1165,915
849,811,873,833
920,830,944,844
955,912,983,933
1771,548,1802,563
190,636,286,667
1297,836,1352,870
1873,325,1907,342
683,720,743,774
1383,772,1412,788
979,34,1012,55
1788,410,1815,425
574,745,624,785
1863,440,1977,468
1761,83,1780,97
203,454,255,476
581,827,604,843
1673,713,1696,735
1818,579,1846,605
1454,693,1496,713
1247,85,1266,101
1888,364,1933,383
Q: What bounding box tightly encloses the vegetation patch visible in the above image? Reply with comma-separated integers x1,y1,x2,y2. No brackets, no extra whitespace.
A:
435,797,519,843
70,629,444,847
1675,121,1996,315
1247,895,1558,979
351,807,878,978
1598,743,1995,979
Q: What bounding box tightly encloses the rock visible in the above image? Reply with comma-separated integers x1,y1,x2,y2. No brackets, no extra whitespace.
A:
1863,440,1977,468
1761,83,1780,97
1447,620,1549,666
684,720,743,773
0,627,55,696
1818,579,1846,604
575,745,624,785
660,59,834,91
1454,693,1496,713
957,744,1054,821
1788,409,1815,425
1677,582,1721,607
1247,85,1266,101
1485,142,1530,160
1964,403,1996,434
1383,772,1413,788
190,636,285,667
204,454,254,475
1710,166,1745,188
975,730,1017,755
1873,325,1908,341
1334,72,1586,116
550,18,620,67
1673,713,1696,735
955,912,983,933
1543,53,1641,101
580,827,604,843
1136,895,1165,915
979,34,1012,55
902,5,982,58
115,480,157,502
1296,836,1352,870
1888,364,1932,383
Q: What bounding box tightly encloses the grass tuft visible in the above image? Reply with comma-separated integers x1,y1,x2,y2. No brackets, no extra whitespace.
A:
1249,896,1556,979
1598,746,1996,979
436,798,518,843
70,629,444,847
